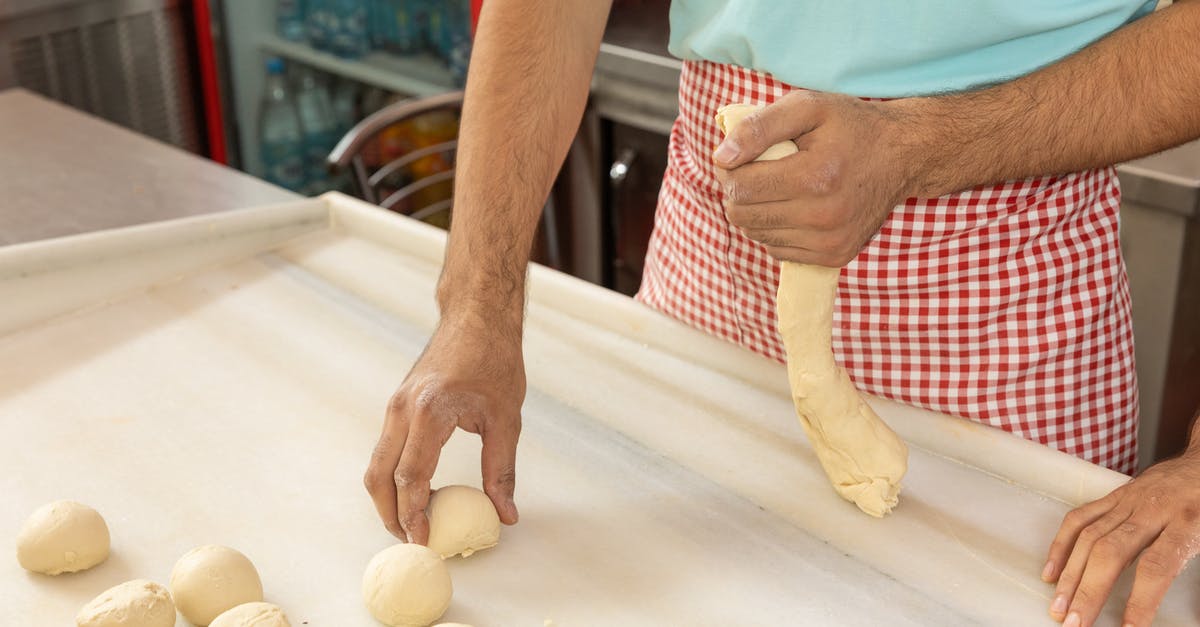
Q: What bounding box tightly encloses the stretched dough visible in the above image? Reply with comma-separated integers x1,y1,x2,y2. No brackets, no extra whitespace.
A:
716,103,908,517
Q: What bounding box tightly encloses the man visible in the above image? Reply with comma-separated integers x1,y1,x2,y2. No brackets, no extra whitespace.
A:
363,1,1200,625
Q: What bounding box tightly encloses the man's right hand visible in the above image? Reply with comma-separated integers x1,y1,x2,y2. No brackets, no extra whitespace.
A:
363,315,524,543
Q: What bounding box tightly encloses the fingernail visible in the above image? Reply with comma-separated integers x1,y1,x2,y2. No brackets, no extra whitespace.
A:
714,140,739,163
1041,560,1055,581
1062,611,1081,627
1050,594,1068,617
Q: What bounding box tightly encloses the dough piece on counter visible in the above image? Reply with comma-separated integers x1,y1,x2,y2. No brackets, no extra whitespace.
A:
75,579,175,627
716,103,909,517
426,485,500,559
209,601,290,627
363,543,452,627
16,500,110,575
432,624,474,627
170,545,264,626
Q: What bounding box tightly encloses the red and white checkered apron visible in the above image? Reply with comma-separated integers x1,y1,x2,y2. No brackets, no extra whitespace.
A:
637,60,1139,475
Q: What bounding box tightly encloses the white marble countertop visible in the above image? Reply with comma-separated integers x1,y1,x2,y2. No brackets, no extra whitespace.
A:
2,194,1196,625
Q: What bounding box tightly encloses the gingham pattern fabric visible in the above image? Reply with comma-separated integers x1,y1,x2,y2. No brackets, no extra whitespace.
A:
636,60,1139,474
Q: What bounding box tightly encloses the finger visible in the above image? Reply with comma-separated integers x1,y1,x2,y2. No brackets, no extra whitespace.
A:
722,153,842,205
480,414,521,525
364,404,409,539
1051,505,1131,621
1122,531,1193,627
393,418,453,545
726,197,844,232
1044,493,1122,583
764,244,854,268
1064,515,1162,627
714,91,823,168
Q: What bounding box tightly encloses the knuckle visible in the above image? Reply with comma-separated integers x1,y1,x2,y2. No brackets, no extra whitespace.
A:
363,469,388,493
1136,550,1178,579
393,466,417,486
386,391,406,415
1078,525,1103,545
1092,536,1126,561
742,114,768,145
723,181,746,203
1072,584,1099,607
1062,508,1088,528
807,159,842,195
487,466,517,492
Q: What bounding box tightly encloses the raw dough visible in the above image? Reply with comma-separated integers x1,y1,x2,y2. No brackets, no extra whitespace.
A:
362,543,452,627
16,500,110,575
75,579,175,627
716,103,909,517
209,601,290,627
169,545,264,626
426,485,500,558
432,624,474,627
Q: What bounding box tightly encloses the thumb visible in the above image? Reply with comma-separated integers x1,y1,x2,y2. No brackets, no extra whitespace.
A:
714,92,822,168
481,415,521,525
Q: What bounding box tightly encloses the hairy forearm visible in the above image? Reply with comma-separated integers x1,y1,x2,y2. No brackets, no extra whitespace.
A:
894,1,1200,198
437,0,611,331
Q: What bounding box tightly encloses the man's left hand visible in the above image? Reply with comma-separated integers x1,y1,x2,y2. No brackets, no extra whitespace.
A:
712,91,922,267
1043,443,1200,627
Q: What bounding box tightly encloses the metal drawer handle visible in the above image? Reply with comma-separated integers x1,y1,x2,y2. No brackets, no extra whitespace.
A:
609,148,637,184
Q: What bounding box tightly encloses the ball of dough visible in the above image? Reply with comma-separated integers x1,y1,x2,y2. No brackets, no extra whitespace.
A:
362,543,452,627
75,579,175,627
170,545,264,626
16,500,110,575
209,601,290,627
426,485,500,559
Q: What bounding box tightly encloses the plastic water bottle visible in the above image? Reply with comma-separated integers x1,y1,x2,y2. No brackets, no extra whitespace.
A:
277,0,307,41
391,0,423,54
306,0,331,51
258,58,306,191
295,67,339,194
330,0,369,59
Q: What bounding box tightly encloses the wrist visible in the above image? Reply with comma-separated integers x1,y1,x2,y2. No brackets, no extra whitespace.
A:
435,264,526,338
880,97,955,199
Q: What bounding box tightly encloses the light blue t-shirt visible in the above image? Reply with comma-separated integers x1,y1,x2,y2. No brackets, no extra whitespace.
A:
669,1,1156,97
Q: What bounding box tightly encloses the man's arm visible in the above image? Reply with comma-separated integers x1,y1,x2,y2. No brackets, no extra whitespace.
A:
363,0,612,544
712,1,1200,267
903,0,1200,198
442,0,611,330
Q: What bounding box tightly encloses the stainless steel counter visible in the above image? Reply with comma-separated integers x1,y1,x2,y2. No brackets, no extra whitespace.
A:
0,89,299,246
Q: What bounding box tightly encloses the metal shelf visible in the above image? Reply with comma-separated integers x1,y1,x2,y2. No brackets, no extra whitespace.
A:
258,34,457,97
